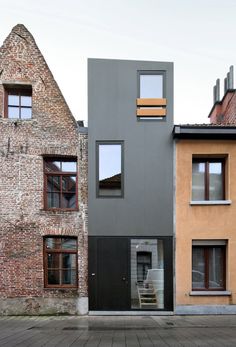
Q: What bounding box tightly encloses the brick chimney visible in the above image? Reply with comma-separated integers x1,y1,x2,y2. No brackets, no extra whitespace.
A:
209,66,236,124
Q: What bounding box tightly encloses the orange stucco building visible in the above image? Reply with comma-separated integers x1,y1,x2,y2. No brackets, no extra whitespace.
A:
174,125,236,314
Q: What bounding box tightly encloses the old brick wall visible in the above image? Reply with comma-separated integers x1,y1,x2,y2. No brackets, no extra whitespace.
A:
0,24,88,315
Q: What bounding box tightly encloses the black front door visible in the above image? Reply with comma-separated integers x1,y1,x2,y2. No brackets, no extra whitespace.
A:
89,237,130,310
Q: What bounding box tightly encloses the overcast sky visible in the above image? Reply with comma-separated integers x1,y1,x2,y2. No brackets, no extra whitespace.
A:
1,0,236,125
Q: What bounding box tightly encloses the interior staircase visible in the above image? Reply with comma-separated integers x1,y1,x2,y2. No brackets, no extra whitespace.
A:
137,282,158,308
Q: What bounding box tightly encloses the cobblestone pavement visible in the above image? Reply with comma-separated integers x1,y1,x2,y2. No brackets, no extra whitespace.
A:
1,315,236,346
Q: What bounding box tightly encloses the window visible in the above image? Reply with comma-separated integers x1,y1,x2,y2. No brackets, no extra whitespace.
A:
44,237,77,288
137,251,152,282
4,86,32,119
137,71,166,118
44,158,77,210
139,73,164,99
97,142,123,197
192,245,225,290
192,158,225,201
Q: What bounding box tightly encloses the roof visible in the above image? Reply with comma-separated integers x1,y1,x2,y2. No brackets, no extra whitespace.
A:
173,124,236,139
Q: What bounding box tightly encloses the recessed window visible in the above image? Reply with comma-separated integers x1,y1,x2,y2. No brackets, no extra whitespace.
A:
192,245,225,290
4,86,32,119
140,74,164,98
97,142,123,197
192,158,225,201
137,251,152,282
137,71,166,118
44,237,77,288
44,158,77,210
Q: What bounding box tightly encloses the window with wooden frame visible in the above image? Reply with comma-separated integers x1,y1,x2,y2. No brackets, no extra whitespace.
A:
192,158,225,201
192,245,226,291
44,158,78,210
4,86,32,119
44,237,77,288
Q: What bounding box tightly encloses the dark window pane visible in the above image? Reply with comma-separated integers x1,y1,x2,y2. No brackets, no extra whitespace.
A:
62,253,76,269
140,74,163,98
61,238,77,250
209,247,224,288
8,95,19,106
47,176,60,192
21,107,32,119
61,161,77,172
62,269,76,285
21,95,32,107
48,270,60,285
209,162,223,200
8,107,19,118
192,248,205,289
45,238,62,250
61,193,76,208
192,162,205,200
47,192,60,208
99,144,122,196
47,253,60,269
62,176,76,192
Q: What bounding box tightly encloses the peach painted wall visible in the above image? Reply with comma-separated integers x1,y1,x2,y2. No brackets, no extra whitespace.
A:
176,139,236,306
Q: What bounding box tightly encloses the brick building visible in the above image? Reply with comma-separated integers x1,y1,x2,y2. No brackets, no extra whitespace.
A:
0,24,88,315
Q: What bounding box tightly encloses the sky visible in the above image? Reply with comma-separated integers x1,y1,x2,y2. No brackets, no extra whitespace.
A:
1,0,236,125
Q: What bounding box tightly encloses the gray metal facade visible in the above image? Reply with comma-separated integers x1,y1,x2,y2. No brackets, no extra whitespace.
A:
88,58,174,237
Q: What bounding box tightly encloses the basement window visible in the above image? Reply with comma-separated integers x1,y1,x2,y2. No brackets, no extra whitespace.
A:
4,85,32,119
44,237,77,288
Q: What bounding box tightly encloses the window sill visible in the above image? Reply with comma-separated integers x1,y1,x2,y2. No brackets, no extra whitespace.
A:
190,291,231,296
190,200,232,206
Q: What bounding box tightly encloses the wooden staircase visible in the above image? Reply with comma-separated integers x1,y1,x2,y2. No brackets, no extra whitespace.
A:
137,282,158,308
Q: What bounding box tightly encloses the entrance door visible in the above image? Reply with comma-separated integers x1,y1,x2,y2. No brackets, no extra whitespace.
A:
89,237,130,310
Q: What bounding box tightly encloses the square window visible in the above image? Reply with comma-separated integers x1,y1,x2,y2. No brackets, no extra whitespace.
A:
140,74,164,99
97,142,123,197
44,158,78,210
4,86,32,119
137,71,166,119
192,244,226,290
192,158,225,201
44,237,77,288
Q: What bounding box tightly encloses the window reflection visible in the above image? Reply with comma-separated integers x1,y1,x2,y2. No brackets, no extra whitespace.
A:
131,239,164,309
98,143,122,196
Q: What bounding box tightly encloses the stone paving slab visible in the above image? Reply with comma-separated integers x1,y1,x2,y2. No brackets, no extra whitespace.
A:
1,315,236,346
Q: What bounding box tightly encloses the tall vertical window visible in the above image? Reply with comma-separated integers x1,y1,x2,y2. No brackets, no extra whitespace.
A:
192,158,225,201
192,245,226,290
97,142,123,197
44,237,77,288
137,251,152,282
44,158,77,210
4,86,32,119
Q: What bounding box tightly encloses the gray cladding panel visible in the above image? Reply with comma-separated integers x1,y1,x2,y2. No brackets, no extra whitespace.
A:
88,58,173,236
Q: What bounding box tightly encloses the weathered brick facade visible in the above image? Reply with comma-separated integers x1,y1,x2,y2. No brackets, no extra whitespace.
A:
0,24,88,315
209,90,236,124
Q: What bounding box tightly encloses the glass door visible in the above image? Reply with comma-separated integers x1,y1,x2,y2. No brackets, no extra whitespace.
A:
131,239,164,309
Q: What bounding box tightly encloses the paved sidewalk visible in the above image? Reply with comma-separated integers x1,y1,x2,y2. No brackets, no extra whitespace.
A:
1,315,236,346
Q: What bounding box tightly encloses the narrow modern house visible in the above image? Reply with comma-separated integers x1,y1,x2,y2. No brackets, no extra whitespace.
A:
88,58,174,312
0,24,88,315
